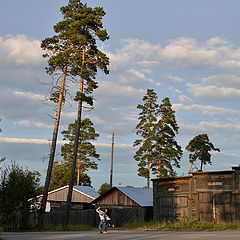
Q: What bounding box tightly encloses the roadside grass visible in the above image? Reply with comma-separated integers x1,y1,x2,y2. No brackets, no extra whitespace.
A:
124,221,240,231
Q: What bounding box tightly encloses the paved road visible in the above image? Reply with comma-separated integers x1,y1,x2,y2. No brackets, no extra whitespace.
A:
1,230,240,240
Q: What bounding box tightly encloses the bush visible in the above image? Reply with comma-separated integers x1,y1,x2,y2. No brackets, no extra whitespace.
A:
0,162,41,231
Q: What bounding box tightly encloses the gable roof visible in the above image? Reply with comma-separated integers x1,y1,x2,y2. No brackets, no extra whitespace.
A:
117,187,153,207
93,186,153,207
73,185,99,199
36,185,99,200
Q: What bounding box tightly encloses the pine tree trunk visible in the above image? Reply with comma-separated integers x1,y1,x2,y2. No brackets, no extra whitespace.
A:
38,65,67,230
64,44,86,228
77,148,81,186
158,120,163,178
64,76,83,228
147,99,151,188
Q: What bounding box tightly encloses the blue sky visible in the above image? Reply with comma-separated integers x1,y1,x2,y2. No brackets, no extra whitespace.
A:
1,0,240,190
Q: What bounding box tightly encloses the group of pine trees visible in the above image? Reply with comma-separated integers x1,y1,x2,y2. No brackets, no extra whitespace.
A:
39,0,109,229
37,0,220,228
134,89,220,188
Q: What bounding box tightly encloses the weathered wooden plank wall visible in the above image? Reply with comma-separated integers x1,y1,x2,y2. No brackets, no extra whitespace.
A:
153,170,240,223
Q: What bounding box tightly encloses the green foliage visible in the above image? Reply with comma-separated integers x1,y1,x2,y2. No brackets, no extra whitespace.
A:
133,89,159,181
50,118,100,190
0,162,41,231
98,183,111,195
186,134,220,171
41,0,109,103
134,90,182,181
151,97,182,177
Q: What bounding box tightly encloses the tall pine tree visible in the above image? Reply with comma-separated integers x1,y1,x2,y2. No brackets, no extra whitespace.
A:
39,0,109,229
151,97,182,177
63,0,109,227
133,89,159,188
50,118,100,190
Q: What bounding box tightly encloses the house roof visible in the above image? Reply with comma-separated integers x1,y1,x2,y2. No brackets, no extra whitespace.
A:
117,187,153,207
36,185,99,200
93,186,153,207
73,185,99,199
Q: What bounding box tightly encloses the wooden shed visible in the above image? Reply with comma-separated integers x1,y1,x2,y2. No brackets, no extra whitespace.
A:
92,186,153,226
152,166,240,223
92,186,153,208
36,185,99,212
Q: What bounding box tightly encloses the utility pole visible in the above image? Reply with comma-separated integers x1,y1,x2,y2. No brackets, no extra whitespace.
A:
110,132,114,188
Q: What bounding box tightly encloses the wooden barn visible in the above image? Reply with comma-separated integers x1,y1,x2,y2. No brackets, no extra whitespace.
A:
92,186,153,226
36,185,99,212
152,166,240,223
92,186,153,208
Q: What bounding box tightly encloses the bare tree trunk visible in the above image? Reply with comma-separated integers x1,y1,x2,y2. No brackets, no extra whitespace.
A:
110,132,114,188
63,76,83,228
77,160,80,186
77,147,81,186
64,44,86,228
147,99,151,188
38,65,67,230
158,120,163,178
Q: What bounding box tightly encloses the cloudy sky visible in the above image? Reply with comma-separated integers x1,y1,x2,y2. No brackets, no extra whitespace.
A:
1,0,240,190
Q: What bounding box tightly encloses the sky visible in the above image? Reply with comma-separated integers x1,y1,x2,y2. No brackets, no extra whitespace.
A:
1,0,240,190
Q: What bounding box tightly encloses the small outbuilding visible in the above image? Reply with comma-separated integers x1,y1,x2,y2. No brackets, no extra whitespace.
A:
36,185,99,212
92,186,153,226
152,166,240,223
92,186,153,208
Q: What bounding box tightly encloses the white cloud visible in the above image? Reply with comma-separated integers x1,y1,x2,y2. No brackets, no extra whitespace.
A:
15,120,52,129
0,89,48,120
0,137,53,144
109,37,240,74
14,91,44,101
173,103,239,116
95,81,144,104
156,82,163,86
187,84,240,101
206,37,229,47
179,95,192,103
160,37,218,67
119,69,153,86
0,34,43,67
180,121,240,136
167,74,184,82
201,74,240,88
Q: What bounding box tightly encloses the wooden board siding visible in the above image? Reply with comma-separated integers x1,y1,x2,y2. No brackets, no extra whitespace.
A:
37,187,93,203
94,189,139,207
153,170,240,223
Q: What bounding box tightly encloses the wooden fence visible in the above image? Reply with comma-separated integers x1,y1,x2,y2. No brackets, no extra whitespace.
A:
28,207,152,227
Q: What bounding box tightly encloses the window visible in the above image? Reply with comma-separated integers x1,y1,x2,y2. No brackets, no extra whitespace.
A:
208,181,222,186
168,186,181,191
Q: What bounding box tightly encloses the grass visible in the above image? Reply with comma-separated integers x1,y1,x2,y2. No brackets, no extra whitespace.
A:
124,221,240,231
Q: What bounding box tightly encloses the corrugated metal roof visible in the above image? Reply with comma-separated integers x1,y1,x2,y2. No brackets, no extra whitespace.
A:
73,186,99,199
116,187,153,207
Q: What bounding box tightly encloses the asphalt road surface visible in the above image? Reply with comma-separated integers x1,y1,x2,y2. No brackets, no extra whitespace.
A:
1,230,240,240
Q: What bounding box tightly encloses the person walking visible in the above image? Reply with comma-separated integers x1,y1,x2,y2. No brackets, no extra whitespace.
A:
96,207,107,234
